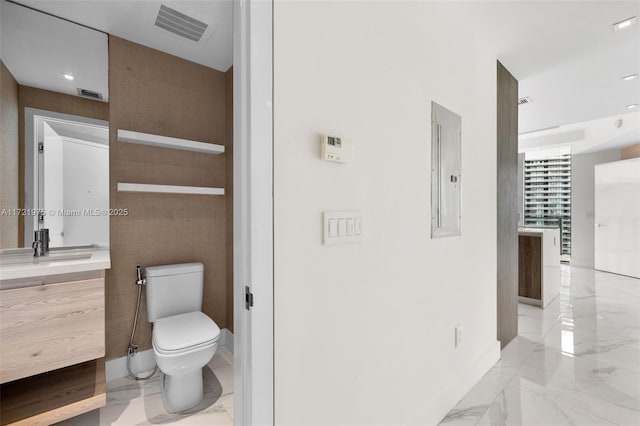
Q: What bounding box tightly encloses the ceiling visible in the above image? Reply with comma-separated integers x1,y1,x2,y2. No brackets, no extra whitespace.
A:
519,111,640,155
461,1,639,132
458,1,639,150
1,0,232,103
46,119,109,146
1,0,637,153
1,0,109,100
13,0,233,72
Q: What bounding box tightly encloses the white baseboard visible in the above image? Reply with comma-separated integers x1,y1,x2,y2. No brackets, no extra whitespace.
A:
105,348,156,383
519,295,542,307
106,328,234,382
571,260,593,269
220,328,234,353
405,340,501,425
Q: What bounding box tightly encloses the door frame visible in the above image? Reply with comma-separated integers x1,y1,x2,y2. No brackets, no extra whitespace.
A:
23,107,108,246
233,0,274,424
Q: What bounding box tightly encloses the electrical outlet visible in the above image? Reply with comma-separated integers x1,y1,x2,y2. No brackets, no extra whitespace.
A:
455,324,463,347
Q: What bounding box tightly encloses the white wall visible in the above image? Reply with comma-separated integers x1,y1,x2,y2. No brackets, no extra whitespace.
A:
273,2,500,424
42,126,109,247
43,123,65,246
62,138,109,246
594,159,640,278
571,149,619,268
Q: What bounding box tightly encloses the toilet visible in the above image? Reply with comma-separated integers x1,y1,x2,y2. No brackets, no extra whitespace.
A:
145,262,220,412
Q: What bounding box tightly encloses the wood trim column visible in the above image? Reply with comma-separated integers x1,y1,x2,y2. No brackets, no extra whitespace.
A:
496,61,519,348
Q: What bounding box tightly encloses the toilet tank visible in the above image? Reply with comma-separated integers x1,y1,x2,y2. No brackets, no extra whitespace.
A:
145,263,204,322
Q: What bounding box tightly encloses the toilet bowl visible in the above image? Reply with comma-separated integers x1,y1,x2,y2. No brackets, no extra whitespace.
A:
145,263,221,412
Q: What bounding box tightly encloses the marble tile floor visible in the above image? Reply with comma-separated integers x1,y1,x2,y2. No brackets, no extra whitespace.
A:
55,347,234,426
441,266,640,426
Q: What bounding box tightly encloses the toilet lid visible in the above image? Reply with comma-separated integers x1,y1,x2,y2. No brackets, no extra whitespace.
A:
153,311,220,352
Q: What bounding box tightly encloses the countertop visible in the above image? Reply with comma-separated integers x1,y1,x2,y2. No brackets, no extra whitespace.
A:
518,227,558,237
0,247,111,281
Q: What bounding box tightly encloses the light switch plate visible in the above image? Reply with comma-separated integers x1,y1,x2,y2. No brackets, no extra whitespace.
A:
323,211,362,244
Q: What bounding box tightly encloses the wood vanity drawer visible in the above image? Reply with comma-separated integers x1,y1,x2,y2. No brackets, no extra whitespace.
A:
0,278,105,383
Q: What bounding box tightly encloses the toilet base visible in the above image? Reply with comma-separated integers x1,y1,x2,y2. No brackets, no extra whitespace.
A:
160,369,204,413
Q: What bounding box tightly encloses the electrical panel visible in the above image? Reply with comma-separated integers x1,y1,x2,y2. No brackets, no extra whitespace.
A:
431,102,462,238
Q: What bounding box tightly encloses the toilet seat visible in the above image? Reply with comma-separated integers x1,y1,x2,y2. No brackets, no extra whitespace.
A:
153,311,220,354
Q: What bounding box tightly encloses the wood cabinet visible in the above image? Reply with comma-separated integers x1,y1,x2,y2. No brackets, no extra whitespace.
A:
518,235,542,300
0,270,106,425
518,228,561,308
0,359,105,426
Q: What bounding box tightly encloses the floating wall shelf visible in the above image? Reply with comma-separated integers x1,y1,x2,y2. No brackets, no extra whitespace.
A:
117,183,224,196
117,129,224,155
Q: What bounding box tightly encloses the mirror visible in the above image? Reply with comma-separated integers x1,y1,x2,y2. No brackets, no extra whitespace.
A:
0,0,109,249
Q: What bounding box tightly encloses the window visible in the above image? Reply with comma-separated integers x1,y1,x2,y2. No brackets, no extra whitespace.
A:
523,153,572,257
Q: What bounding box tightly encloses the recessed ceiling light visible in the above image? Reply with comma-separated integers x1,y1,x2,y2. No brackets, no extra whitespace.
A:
622,74,638,81
62,73,74,81
626,104,638,109
613,16,636,31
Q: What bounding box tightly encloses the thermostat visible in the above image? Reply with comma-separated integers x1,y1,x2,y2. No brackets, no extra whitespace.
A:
320,134,352,163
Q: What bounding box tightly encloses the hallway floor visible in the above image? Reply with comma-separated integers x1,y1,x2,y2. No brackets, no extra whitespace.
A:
441,266,640,425
55,347,234,426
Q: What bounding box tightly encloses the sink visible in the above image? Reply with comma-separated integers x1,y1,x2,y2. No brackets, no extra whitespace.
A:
50,244,98,252
0,246,109,282
0,251,92,265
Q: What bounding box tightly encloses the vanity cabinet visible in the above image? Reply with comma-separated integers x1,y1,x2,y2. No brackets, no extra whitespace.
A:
0,262,108,426
0,273,105,383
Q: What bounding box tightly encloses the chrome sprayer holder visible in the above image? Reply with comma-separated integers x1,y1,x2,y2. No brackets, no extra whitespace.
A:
136,264,146,286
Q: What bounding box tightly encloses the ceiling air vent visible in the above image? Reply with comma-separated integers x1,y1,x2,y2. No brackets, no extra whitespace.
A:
77,88,103,100
518,96,533,106
154,4,208,42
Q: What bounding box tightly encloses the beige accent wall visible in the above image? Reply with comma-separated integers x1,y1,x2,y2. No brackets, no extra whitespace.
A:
107,36,231,359
620,143,640,160
0,61,19,248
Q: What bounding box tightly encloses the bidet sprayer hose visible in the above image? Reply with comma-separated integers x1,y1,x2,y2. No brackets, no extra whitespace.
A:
128,280,143,349
127,265,157,381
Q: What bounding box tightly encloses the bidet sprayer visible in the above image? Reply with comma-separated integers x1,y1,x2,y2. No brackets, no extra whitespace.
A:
135,264,146,286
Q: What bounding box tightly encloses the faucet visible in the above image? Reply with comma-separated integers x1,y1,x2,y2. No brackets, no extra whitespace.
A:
32,228,50,257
